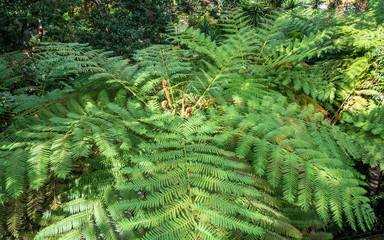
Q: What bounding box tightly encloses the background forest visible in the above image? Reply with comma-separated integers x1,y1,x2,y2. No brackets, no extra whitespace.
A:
0,0,384,239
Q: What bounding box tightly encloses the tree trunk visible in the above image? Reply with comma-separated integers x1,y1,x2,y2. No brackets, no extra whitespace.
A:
367,166,383,195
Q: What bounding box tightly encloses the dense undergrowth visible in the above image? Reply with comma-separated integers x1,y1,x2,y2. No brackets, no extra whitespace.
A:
0,0,384,239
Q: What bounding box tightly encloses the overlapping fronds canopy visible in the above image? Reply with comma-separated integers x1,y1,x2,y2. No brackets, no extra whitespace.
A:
0,8,379,239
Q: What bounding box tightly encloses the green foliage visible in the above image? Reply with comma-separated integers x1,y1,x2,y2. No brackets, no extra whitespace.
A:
367,0,384,24
70,0,176,56
215,96,375,231
0,0,75,53
0,7,382,239
0,0,175,56
116,114,302,239
282,0,302,10
0,89,299,239
373,46,384,93
240,0,269,27
342,105,384,168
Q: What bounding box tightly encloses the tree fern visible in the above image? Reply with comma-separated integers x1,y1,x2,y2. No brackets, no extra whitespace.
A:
35,155,132,239
0,8,381,238
342,105,384,168
114,113,301,239
216,96,376,230
0,88,302,238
